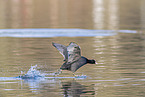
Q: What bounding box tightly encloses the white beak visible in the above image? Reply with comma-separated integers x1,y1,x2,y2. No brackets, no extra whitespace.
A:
95,62,98,64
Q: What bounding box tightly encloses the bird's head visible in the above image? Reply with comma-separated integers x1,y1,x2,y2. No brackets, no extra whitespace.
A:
87,59,98,64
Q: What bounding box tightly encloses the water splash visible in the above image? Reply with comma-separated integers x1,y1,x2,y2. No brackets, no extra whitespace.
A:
19,65,46,79
74,75,87,79
0,65,87,81
18,65,87,79
44,69,87,79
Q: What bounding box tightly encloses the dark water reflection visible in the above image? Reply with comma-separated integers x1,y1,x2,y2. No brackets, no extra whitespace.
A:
62,80,95,97
0,33,145,96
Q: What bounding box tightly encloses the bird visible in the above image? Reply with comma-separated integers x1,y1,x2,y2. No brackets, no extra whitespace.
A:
52,42,97,75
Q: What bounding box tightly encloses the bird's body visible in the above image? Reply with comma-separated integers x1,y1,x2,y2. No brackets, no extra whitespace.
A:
60,56,88,72
52,42,96,73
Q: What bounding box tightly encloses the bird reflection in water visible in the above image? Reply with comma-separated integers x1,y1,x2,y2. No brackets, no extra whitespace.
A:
61,80,95,97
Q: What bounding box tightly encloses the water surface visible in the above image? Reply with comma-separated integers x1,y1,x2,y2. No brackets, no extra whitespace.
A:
0,0,145,97
0,32,145,97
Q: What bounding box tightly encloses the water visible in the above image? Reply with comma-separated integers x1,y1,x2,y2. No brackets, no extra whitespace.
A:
0,0,145,30
0,0,145,96
0,29,137,37
0,32,145,97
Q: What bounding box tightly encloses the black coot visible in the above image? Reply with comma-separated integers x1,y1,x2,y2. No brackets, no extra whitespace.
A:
52,42,96,73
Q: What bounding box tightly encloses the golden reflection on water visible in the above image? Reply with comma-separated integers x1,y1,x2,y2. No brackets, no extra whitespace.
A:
93,0,119,30
0,0,145,30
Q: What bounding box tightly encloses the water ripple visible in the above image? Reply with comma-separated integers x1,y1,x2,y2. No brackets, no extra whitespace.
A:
0,28,137,37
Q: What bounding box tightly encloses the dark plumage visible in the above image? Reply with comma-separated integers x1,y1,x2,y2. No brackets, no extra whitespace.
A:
52,42,96,73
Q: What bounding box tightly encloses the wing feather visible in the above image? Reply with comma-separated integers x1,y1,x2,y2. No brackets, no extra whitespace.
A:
67,42,81,63
52,42,68,61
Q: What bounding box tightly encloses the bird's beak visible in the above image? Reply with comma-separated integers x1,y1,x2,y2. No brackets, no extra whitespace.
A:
95,61,98,64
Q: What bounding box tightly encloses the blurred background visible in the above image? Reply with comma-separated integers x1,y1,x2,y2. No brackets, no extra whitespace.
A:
0,0,144,30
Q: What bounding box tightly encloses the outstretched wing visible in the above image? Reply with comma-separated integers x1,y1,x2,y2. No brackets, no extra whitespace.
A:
67,42,81,63
52,42,68,61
